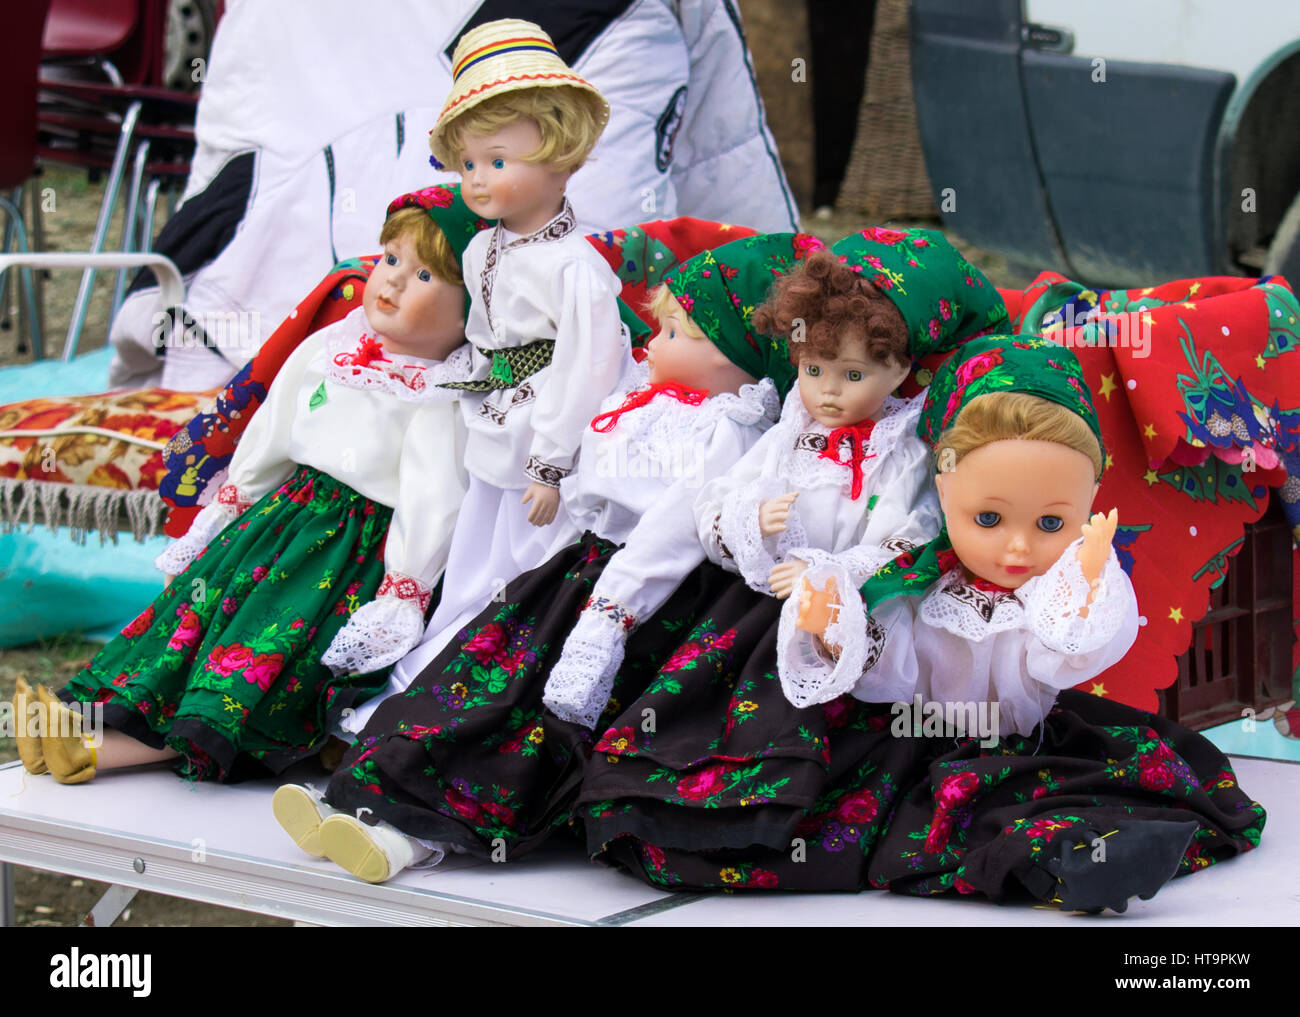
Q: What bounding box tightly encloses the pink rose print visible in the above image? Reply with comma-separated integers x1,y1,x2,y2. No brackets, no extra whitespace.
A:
663,643,703,672
243,652,286,693
935,770,980,810
938,298,953,321
749,869,779,888
793,233,825,257
836,789,879,824
677,765,726,801
207,642,254,677
935,548,961,573
463,624,509,667
924,814,953,854
862,227,907,245
167,608,204,651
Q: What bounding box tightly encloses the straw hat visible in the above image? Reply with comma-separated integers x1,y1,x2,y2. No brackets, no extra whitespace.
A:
430,19,609,165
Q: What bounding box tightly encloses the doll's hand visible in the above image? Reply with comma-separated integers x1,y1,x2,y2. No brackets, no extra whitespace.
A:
797,576,843,660
521,482,561,527
769,558,809,599
1076,508,1118,603
163,573,175,590
758,492,799,537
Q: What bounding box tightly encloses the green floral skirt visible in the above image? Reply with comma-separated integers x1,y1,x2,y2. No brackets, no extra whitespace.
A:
62,465,394,780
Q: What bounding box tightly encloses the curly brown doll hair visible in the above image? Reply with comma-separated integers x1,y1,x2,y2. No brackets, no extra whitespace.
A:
751,247,909,368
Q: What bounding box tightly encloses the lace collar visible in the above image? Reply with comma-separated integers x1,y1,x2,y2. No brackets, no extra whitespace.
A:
777,389,923,493
323,311,467,403
589,366,780,443
920,566,1026,638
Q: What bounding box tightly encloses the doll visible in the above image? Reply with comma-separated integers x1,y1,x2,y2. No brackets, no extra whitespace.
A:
272,233,819,882
362,18,632,724
15,186,487,784
585,338,1265,910
568,228,1009,865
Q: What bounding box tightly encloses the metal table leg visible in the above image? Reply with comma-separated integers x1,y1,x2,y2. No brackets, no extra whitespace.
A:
1,861,14,928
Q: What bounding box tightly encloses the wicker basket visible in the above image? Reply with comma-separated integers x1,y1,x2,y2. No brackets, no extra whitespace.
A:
836,0,937,220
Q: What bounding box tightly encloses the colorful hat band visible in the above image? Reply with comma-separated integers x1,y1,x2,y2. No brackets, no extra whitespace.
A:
453,36,559,80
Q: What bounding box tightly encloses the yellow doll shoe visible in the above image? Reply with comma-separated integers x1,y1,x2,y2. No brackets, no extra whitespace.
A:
36,685,97,785
318,813,423,884
13,676,48,775
271,783,338,857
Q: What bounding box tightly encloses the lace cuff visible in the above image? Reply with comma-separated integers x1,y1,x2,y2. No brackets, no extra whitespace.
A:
776,562,877,708
543,606,631,729
320,577,429,677
153,488,243,575
1022,541,1130,656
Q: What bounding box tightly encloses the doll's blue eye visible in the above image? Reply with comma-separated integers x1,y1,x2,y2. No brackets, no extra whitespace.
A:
846,370,864,382
1038,515,1064,533
417,268,433,282
385,253,397,266
975,511,1001,528
806,364,821,376
463,159,474,171
492,158,505,170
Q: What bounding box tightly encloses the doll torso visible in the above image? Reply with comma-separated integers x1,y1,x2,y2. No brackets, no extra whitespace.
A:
452,203,629,490
563,359,781,544
231,306,464,510
698,388,942,593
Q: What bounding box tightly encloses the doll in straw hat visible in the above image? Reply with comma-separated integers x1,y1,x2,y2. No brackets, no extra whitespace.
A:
383,18,633,696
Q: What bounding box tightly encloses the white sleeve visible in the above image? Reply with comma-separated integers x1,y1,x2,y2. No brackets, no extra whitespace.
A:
524,260,629,484
544,417,756,729
775,560,919,708
322,401,468,677
694,422,791,587
787,432,941,586
1020,541,1140,690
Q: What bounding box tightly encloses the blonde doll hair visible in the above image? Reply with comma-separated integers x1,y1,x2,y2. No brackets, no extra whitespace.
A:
430,88,606,176
379,208,462,286
936,391,1104,479
645,284,707,339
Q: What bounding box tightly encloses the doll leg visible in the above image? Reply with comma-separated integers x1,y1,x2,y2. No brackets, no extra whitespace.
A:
317,813,434,884
34,685,177,784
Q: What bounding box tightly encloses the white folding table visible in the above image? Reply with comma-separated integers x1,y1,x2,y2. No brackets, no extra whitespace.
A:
1,757,1295,927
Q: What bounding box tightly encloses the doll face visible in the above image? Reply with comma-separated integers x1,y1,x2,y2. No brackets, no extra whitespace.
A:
645,308,756,394
936,438,1099,589
363,232,465,359
796,340,910,428
457,118,571,235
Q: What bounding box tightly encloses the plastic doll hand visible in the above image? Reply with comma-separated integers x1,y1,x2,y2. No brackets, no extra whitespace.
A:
163,573,175,590
796,575,840,635
769,558,810,599
758,491,799,537
1076,508,1118,594
521,482,561,527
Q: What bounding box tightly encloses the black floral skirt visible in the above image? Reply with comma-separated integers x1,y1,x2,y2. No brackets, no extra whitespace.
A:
323,533,754,860
581,674,1267,901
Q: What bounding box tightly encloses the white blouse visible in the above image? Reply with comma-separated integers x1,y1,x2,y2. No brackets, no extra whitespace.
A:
777,539,1140,737
156,306,469,677
694,388,943,595
542,361,782,728
452,201,630,491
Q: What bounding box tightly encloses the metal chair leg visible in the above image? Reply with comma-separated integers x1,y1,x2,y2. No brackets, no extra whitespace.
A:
0,192,43,361
63,99,142,362
140,177,162,253
111,139,151,326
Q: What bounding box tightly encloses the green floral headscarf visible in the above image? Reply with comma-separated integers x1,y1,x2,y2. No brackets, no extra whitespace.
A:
829,226,1009,357
860,335,1106,609
664,231,827,398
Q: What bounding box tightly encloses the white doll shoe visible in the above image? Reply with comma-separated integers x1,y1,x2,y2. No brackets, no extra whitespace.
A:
318,813,429,884
272,783,338,857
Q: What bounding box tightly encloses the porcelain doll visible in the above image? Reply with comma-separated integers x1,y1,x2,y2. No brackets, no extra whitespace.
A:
271,233,819,882
581,338,1265,912
15,186,486,784
345,19,632,736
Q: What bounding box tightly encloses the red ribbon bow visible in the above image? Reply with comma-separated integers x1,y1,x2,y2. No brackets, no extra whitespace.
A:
334,334,392,374
589,382,709,433
819,420,877,499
